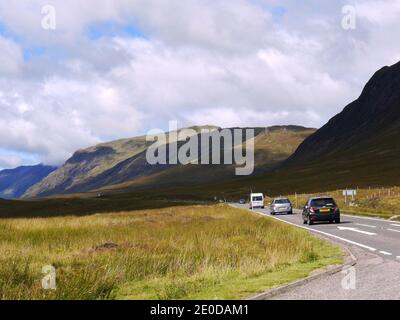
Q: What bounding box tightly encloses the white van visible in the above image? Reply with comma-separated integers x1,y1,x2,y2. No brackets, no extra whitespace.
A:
250,193,264,209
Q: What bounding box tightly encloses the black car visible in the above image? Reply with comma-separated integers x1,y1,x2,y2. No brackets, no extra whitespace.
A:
302,196,340,225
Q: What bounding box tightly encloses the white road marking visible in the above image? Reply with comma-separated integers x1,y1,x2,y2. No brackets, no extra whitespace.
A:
390,224,400,227
379,251,392,256
341,214,388,223
355,223,377,228
396,256,400,260
337,226,377,236
387,228,400,233
244,207,378,252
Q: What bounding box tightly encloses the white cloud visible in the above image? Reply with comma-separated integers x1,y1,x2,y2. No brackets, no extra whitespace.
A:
0,154,24,169
0,0,399,168
0,36,23,74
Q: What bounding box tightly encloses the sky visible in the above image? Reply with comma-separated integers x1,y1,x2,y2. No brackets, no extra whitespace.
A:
0,0,400,169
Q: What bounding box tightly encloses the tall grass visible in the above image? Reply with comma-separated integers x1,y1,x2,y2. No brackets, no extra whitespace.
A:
0,205,342,299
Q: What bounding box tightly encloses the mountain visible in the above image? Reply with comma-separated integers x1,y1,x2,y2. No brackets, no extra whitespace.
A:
23,126,218,198
15,61,400,202
135,60,400,199
23,125,314,198
260,61,400,193
0,164,57,199
88,126,315,194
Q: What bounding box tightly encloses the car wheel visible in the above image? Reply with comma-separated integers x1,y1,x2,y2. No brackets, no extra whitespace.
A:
261,206,265,209
288,211,293,215
303,219,307,224
329,220,333,224
335,218,341,224
307,216,313,225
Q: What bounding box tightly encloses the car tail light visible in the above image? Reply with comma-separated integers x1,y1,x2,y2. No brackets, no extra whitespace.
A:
310,207,315,213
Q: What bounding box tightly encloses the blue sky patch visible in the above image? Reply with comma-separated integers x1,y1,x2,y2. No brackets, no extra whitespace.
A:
87,21,147,40
23,46,46,61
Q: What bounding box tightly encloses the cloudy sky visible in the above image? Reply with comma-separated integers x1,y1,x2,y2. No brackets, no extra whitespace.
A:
0,0,399,168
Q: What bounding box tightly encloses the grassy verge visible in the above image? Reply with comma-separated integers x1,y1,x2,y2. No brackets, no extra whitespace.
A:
0,204,342,300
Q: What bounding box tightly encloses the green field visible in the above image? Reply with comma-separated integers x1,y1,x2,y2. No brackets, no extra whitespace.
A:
0,204,342,300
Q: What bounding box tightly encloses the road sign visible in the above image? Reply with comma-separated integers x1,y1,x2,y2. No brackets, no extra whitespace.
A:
343,189,357,196
343,189,357,204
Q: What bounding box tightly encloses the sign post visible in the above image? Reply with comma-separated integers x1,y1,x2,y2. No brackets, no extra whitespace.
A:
343,189,357,204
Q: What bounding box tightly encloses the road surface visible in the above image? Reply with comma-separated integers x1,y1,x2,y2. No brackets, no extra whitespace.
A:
233,204,400,299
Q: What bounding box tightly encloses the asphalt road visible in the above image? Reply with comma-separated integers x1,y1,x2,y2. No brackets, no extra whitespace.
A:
232,204,400,299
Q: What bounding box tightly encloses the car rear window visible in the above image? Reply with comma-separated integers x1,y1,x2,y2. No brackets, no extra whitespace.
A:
252,196,263,201
275,199,290,204
310,198,336,207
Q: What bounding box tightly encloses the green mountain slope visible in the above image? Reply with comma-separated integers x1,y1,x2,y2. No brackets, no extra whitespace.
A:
23,126,314,198
95,126,315,193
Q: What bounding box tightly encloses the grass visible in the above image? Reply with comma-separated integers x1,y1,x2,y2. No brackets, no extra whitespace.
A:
0,204,342,300
284,187,400,220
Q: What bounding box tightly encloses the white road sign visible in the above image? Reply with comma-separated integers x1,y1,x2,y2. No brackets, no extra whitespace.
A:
343,189,357,196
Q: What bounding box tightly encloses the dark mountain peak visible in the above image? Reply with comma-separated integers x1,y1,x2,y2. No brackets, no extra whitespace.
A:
286,60,400,165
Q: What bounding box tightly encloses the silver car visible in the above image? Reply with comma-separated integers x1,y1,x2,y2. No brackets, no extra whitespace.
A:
270,198,293,215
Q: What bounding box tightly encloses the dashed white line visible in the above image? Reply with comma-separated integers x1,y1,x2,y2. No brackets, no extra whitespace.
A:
390,224,400,227
337,226,377,236
247,208,378,252
355,223,376,228
234,205,400,259
387,228,400,233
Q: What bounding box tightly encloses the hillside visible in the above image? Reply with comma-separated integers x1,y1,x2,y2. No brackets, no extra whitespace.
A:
98,61,400,199
23,126,219,198
202,60,400,196
0,164,56,199
23,126,314,198
23,135,152,198
271,61,400,191
95,126,315,193
287,61,400,164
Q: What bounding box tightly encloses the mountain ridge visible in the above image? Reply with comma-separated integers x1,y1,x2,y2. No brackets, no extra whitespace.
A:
23,125,314,198
0,164,57,199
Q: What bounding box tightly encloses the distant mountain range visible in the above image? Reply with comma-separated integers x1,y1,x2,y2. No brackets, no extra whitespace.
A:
0,164,57,199
9,61,400,200
22,125,314,198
